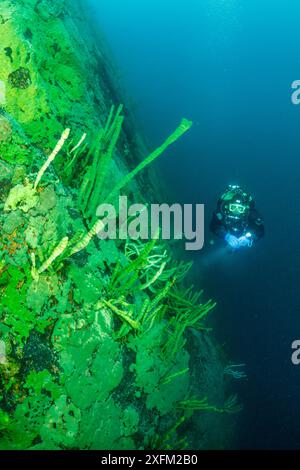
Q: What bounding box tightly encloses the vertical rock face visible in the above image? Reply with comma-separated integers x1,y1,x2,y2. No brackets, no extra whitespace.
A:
1,1,86,162
0,0,238,451
0,0,139,169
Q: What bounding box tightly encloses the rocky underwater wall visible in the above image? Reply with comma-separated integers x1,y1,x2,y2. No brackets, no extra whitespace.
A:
0,0,239,450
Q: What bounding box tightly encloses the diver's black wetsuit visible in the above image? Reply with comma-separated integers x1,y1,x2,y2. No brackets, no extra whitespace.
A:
210,203,265,243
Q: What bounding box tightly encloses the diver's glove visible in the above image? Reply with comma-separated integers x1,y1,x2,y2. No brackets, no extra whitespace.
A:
238,233,253,248
225,233,240,248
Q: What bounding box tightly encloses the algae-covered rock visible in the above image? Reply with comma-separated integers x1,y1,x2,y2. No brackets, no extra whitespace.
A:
36,0,66,21
0,81,6,106
0,116,11,141
37,185,57,214
26,274,59,311
128,322,190,415
0,159,12,181
79,397,123,450
3,210,24,234
25,216,44,248
40,395,81,448
4,182,38,212
0,0,104,165
62,329,124,409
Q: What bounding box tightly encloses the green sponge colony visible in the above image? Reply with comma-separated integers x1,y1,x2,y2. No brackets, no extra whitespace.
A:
0,118,241,450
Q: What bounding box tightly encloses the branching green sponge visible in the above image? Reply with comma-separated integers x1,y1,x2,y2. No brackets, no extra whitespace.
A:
105,118,193,203
4,129,70,213
31,237,69,280
69,220,104,256
100,299,141,330
176,394,243,415
34,128,70,190
78,105,124,218
37,118,192,264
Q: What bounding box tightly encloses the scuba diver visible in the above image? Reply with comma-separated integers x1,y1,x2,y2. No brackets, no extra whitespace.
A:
210,184,264,249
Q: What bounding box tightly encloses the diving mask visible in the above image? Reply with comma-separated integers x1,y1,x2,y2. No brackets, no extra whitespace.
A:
228,203,247,215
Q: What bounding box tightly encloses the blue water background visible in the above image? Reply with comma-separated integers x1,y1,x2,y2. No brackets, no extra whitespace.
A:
88,0,300,449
